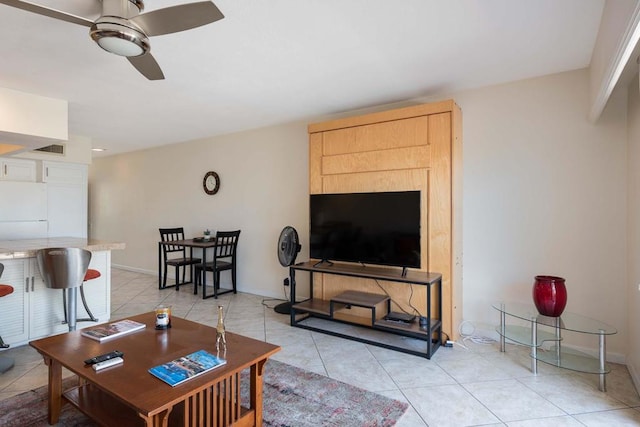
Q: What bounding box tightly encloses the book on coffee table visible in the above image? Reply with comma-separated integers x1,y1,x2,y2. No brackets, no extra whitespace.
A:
149,349,227,387
81,319,146,342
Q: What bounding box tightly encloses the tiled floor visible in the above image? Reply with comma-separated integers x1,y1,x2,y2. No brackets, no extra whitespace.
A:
1,268,640,426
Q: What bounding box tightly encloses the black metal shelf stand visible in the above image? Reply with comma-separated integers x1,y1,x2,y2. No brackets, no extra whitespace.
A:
288,261,443,359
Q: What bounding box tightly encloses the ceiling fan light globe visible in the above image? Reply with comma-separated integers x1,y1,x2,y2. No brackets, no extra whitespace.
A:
96,36,144,57
90,19,149,57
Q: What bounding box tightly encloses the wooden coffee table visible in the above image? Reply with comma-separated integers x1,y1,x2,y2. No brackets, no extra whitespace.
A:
30,312,280,426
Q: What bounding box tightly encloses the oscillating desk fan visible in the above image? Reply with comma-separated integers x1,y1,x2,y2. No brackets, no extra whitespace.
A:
275,226,301,314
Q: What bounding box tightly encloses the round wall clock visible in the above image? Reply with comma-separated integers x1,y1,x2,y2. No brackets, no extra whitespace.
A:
203,171,220,195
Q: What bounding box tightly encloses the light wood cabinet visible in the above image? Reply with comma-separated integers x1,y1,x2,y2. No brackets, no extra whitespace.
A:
308,99,463,339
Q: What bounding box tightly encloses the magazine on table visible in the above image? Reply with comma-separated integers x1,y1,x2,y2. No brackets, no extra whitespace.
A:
149,349,227,387
80,319,146,342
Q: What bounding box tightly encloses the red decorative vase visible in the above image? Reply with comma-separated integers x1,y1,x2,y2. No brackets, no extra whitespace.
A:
532,275,567,317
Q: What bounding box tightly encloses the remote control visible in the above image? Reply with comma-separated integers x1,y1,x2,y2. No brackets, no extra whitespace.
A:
84,350,124,365
92,357,124,371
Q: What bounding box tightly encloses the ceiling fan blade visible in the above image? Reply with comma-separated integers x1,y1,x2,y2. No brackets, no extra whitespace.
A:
128,53,165,81
131,1,224,37
0,0,93,27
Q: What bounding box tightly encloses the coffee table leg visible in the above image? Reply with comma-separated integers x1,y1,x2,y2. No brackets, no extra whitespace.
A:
499,303,506,352
139,408,171,427
599,330,606,392
251,359,267,426
530,316,538,375
45,357,62,425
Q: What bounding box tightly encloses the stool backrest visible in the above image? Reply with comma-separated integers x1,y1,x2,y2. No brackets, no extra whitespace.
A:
36,248,92,290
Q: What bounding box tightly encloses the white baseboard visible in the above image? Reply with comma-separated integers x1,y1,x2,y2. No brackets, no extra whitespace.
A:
112,263,156,276
110,264,306,301
629,361,640,393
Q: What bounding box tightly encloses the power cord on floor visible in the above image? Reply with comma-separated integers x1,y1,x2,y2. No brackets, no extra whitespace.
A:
261,298,286,309
458,320,495,346
261,278,291,309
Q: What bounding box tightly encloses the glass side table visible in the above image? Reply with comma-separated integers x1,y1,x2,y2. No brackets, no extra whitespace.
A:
492,302,617,391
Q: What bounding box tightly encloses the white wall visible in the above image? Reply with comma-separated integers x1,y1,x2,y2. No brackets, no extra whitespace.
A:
89,122,310,299
627,75,640,386
439,69,628,356
91,67,629,357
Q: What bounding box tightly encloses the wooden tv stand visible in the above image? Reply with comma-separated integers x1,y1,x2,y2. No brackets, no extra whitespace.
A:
288,261,442,358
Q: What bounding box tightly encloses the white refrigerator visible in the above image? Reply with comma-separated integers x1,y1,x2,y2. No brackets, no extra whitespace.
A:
0,181,48,239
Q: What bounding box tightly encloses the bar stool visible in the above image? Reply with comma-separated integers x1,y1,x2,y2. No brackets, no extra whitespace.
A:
36,248,91,332
0,263,15,373
63,268,101,323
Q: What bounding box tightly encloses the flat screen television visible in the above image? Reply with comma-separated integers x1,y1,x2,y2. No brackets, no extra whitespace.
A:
309,191,421,269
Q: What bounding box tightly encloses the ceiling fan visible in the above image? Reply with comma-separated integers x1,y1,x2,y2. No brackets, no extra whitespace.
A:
0,0,224,80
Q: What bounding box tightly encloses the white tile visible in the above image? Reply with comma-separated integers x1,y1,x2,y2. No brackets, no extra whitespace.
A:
380,356,456,388
324,355,398,393
403,384,500,427
573,408,640,426
506,415,584,426
518,374,627,414
463,379,565,421
436,353,513,383
270,342,323,369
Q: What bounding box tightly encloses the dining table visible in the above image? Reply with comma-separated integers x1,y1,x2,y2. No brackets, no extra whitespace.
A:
158,237,227,299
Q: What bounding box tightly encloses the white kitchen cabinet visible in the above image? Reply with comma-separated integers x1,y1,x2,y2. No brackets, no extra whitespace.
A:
0,158,36,181
28,257,67,339
43,161,88,238
0,259,29,345
0,251,111,347
0,257,67,343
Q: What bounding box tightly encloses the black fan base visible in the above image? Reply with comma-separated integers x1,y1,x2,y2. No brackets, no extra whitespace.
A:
274,302,292,315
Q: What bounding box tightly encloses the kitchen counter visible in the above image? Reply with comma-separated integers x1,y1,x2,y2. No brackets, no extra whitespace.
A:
0,237,125,347
0,237,125,260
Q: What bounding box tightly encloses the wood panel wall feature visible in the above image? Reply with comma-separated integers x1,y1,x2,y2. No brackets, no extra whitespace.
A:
308,100,462,340
427,112,453,336
320,169,428,194
309,133,323,194
322,116,429,155
322,146,430,176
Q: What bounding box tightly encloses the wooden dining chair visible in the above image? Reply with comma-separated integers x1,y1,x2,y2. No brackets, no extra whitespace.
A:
159,227,201,291
194,230,241,298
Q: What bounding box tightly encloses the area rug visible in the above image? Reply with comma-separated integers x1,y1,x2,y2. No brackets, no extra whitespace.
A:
0,359,408,426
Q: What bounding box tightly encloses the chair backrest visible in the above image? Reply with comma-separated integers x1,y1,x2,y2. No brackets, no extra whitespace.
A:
36,248,92,290
159,227,187,256
214,230,241,261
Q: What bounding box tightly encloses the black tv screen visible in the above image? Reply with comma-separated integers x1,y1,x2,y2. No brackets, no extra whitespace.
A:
310,191,421,268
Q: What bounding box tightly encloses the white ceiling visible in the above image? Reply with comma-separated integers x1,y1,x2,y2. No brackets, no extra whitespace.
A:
0,0,605,156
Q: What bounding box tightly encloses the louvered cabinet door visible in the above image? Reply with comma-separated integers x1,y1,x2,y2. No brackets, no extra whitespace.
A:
28,259,67,340
0,259,29,345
